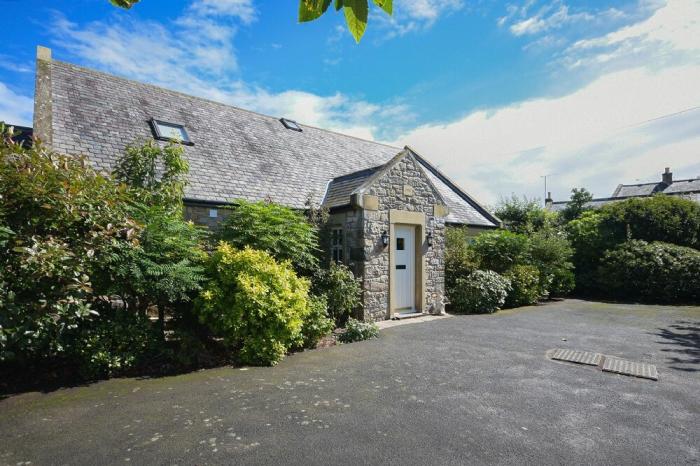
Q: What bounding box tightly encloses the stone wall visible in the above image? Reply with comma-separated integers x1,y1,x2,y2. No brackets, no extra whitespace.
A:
362,153,446,321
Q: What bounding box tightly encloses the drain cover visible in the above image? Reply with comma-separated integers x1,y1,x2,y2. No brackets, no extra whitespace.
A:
550,349,603,366
602,358,658,381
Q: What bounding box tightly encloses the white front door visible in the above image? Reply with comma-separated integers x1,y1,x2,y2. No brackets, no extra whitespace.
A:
394,225,416,313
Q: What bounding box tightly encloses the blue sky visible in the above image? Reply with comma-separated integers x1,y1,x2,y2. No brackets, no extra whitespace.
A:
2,0,699,204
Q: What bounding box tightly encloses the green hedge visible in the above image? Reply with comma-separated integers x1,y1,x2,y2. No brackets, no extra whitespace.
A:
598,240,700,303
448,270,511,314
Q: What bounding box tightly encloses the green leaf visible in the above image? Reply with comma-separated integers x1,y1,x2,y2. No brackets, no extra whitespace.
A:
372,0,392,15
109,0,140,9
335,0,344,10
299,0,332,22
343,0,368,43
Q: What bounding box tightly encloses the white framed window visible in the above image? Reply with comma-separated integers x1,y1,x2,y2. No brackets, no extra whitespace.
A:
330,227,344,263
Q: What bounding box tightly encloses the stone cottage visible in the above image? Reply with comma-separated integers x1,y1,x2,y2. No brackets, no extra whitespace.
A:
30,46,500,322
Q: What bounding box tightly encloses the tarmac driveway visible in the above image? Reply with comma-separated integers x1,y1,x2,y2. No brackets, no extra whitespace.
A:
1,300,698,465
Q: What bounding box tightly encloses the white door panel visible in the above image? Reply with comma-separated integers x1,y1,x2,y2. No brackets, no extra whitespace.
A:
394,225,415,312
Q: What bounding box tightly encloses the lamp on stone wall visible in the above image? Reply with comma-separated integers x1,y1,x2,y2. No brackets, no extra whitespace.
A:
381,230,389,247
427,231,434,247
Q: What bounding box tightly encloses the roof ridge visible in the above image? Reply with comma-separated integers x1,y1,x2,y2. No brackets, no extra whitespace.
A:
51,59,402,152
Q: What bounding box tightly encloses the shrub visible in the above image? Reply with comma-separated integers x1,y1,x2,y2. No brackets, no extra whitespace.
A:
528,229,575,297
445,226,480,294
470,230,529,273
560,188,594,223
0,126,140,365
300,295,335,349
565,211,610,293
597,240,700,303
338,318,379,343
70,311,161,379
196,244,311,366
598,195,700,249
503,265,541,308
218,199,319,274
311,262,362,326
448,270,511,314
495,195,557,234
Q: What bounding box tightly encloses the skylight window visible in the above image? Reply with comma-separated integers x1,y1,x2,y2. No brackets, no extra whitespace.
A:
150,118,193,145
280,117,302,132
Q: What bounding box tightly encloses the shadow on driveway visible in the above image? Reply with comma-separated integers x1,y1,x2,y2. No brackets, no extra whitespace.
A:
653,320,700,372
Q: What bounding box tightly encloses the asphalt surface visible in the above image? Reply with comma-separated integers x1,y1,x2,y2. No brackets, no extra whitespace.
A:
1,300,698,465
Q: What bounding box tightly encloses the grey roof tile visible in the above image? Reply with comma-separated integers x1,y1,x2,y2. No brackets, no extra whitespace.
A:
48,60,498,227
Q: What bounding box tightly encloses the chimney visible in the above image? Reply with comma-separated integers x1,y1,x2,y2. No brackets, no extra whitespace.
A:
545,191,553,207
662,167,673,185
33,46,53,147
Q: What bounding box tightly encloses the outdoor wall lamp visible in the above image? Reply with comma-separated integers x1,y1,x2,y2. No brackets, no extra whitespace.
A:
427,231,434,247
381,230,389,247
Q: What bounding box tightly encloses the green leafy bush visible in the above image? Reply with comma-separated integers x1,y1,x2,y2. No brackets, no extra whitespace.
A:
0,127,140,365
218,199,319,274
503,265,541,308
598,195,700,249
196,244,312,366
528,229,575,297
471,230,529,273
445,226,480,294
597,240,700,303
300,295,335,349
448,270,511,314
495,195,558,234
338,318,379,343
70,311,161,379
311,262,362,326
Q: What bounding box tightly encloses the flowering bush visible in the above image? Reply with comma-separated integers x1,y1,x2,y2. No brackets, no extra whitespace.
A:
338,318,379,343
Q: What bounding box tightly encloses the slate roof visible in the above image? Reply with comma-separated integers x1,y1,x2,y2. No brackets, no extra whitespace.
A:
324,166,382,209
46,59,499,227
6,125,33,147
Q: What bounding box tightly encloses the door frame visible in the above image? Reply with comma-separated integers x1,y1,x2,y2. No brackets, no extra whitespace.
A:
388,209,426,319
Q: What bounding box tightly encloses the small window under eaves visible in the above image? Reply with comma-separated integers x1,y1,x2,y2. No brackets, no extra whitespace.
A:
280,117,302,132
150,118,193,145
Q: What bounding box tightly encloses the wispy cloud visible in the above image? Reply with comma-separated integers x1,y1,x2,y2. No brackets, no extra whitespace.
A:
373,0,464,39
188,0,257,24
392,1,700,203
0,81,33,126
50,2,406,141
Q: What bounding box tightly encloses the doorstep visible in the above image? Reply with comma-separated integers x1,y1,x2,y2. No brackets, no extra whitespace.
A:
377,313,452,330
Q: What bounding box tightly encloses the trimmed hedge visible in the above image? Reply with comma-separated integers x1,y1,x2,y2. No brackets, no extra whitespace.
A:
598,240,700,303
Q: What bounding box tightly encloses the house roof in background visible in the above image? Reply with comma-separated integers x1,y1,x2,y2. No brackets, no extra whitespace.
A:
6,125,33,147
46,59,499,227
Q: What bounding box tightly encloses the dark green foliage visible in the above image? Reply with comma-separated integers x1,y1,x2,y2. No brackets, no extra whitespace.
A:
470,230,529,274
528,229,575,297
445,227,480,294
300,295,335,349
218,199,319,274
0,125,139,364
448,270,510,314
70,310,161,379
598,240,700,303
503,265,541,308
311,262,362,326
598,195,700,249
495,195,557,234
338,318,379,343
560,188,594,223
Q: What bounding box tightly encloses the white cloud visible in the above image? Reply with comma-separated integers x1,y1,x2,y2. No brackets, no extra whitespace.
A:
51,5,404,141
0,81,33,127
372,0,464,39
391,64,700,203
189,0,256,24
565,0,700,69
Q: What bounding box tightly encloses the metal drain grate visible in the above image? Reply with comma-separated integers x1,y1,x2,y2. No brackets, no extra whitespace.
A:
602,358,659,381
550,349,603,366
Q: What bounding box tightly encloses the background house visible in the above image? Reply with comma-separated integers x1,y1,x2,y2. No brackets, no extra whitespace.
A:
547,167,700,211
